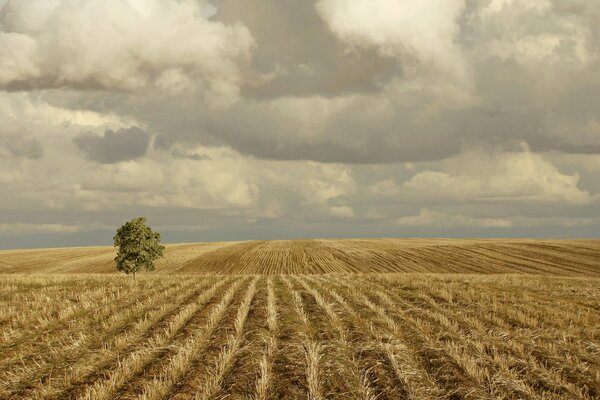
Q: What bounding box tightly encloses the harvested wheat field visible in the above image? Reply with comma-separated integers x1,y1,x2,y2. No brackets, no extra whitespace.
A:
1,238,600,276
1,273,599,399
1,239,599,399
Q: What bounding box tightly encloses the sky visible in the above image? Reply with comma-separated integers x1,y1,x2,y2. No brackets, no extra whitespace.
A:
0,0,599,249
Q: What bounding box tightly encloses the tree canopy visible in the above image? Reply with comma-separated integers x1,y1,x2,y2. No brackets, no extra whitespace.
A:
113,217,165,276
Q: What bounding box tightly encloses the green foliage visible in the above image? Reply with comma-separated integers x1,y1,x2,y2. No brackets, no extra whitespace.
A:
113,217,165,276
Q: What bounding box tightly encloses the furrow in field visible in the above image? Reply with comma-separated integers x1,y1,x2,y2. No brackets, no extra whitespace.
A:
378,274,599,332
38,252,115,274
0,276,139,348
190,277,260,400
0,277,201,399
292,275,380,400
152,242,240,274
0,274,93,302
237,242,288,274
0,276,150,329
474,244,582,275
394,248,446,272
316,241,396,273
322,274,492,399
493,274,600,306
257,275,308,398
290,242,311,274
270,275,325,399
380,274,600,359
73,277,238,400
352,246,430,273
176,241,266,274
398,247,468,273
0,277,178,371
306,275,443,400
0,247,115,274
456,246,542,274
210,277,270,398
365,276,551,399
25,277,219,400
133,277,250,399
322,240,462,273
2,239,599,275
286,284,326,400
523,242,600,265
374,247,434,272
287,275,362,398
443,281,600,395
253,276,278,400
415,246,499,274
364,275,599,399
491,242,600,275
298,241,354,274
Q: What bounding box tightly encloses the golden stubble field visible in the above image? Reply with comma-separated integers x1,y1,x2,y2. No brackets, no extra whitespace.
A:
1,238,599,275
0,239,599,399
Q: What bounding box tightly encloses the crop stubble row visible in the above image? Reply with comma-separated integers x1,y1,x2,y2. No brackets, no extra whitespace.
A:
1,239,599,276
0,273,598,400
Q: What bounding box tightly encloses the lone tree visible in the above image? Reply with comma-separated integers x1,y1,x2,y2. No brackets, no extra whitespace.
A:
113,217,165,277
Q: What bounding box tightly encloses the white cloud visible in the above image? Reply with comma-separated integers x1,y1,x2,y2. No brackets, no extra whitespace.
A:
0,0,253,101
472,0,594,68
78,154,259,210
297,163,356,205
316,0,467,77
373,151,592,205
397,209,513,228
0,92,139,135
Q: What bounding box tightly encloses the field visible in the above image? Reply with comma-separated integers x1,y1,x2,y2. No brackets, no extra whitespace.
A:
0,239,599,399
1,238,600,276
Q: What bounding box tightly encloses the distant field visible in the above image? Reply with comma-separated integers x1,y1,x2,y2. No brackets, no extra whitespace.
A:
0,273,599,399
1,239,599,399
1,238,599,275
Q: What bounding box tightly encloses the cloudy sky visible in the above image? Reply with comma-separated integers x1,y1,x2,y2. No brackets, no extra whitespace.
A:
1,0,599,249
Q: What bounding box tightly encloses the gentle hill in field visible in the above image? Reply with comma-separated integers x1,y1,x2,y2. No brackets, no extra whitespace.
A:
0,238,599,276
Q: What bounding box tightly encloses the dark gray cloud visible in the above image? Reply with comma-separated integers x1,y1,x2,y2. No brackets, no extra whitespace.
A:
73,127,150,164
213,0,400,98
150,91,464,163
